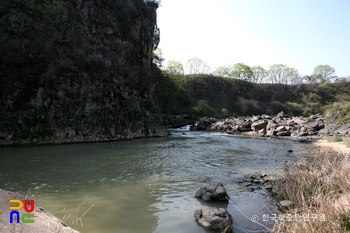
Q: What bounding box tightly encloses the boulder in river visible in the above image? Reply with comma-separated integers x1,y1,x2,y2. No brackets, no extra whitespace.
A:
194,207,233,232
195,182,230,201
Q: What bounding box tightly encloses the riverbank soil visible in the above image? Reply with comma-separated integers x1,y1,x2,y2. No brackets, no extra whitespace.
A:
312,138,350,154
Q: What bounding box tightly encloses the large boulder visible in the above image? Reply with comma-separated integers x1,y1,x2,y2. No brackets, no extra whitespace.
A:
261,114,272,119
266,121,279,133
334,123,350,135
292,117,306,127
251,115,261,122
237,120,252,132
251,120,268,132
276,111,289,119
305,119,320,129
194,207,233,232
195,182,230,201
276,125,291,136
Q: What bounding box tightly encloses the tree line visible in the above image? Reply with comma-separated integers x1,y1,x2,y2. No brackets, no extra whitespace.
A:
153,49,349,85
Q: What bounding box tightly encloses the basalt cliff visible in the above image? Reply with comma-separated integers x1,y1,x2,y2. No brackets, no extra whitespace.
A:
0,0,167,145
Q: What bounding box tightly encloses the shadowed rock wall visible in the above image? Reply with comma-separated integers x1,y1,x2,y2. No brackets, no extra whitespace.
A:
0,0,167,145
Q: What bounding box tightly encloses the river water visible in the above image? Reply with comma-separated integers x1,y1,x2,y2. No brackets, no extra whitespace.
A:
0,128,314,233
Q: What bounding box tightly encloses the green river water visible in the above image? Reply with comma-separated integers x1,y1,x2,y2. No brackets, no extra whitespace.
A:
0,129,314,233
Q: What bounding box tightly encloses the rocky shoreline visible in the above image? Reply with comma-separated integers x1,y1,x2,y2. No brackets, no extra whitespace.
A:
2,111,349,146
0,127,169,147
189,111,350,139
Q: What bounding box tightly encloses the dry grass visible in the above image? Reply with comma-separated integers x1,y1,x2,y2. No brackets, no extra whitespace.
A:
55,197,94,233
345,138,350,148
272,151,350,233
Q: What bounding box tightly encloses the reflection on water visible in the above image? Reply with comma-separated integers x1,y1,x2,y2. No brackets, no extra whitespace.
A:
0,130,314,233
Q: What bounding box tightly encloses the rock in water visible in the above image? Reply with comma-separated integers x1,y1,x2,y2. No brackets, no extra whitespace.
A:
194,207,233,232
195,182,230,201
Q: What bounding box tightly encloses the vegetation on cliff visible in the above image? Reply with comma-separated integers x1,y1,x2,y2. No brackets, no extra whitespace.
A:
156,55,349,120
154,73,350,118
325,101,350,125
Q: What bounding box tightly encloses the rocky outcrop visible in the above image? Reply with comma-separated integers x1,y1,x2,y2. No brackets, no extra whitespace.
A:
163,114,196,128
190,117,218,131
319,122,350,136
0,0,167,145
194,207,233,233
0,189,80,233
193,112,349,138
238,172,284,193
195,182,230,201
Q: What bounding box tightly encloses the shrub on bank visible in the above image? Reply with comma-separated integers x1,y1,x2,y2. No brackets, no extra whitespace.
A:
328,136,344,142
325,102,350,125
155,74,350,118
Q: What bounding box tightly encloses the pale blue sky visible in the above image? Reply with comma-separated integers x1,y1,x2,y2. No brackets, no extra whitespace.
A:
157,0,350,76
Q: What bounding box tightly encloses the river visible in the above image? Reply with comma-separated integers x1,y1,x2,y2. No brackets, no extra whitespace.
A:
0,128,314,232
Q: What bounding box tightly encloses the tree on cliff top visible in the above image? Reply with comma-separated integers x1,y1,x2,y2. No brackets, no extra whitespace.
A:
231,63,253,81
214,66,233,78
165,60,184,75
310,64,337,84
186,57,211,75
268,64,298,84
251,66,267,83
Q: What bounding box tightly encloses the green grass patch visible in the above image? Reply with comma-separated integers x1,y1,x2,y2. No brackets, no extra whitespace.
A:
328,136,344,142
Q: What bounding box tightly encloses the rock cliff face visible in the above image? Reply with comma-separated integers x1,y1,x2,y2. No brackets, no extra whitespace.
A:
0,0,167,145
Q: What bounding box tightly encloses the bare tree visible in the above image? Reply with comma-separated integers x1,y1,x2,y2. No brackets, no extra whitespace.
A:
268,64,298,84
251,66,267,83
214,65,233,78
186,57,211,74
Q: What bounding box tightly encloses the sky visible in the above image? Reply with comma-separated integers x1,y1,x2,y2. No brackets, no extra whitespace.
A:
156,0,350,77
